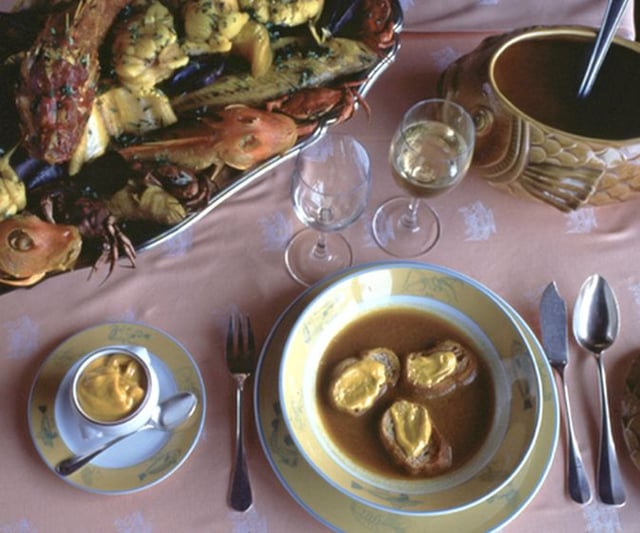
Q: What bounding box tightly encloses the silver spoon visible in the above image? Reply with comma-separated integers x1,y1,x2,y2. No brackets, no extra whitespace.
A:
572,274,626,505
56,391,198,477
577,0,631,98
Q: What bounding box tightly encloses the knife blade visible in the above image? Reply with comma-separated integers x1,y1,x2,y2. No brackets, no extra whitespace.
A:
540,282,569,366
540,281,592,504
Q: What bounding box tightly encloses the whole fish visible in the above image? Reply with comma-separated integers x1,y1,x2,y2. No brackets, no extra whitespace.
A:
15,0,131,164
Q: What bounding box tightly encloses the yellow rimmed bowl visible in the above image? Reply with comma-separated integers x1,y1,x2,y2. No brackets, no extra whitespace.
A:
279,262,543,515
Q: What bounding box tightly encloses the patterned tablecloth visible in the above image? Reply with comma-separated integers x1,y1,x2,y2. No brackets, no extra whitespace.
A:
1,3,640,531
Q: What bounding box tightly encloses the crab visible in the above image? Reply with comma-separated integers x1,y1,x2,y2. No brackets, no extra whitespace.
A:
36,184,136,280
132,163,218,211
265,82,371,131
358,0,396,52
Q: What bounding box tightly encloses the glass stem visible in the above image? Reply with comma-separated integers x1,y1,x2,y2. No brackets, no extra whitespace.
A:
401,198,421,231
312,232,329,260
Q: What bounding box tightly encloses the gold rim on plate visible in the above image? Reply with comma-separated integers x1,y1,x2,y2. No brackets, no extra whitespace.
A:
255,261,559,532
28,322,206,495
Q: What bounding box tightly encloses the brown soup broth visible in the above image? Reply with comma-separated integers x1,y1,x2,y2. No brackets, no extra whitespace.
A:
494,38,640,139
316,306,495,480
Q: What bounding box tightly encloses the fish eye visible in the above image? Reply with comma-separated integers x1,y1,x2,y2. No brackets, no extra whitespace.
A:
472,106,494,134
8,229,35,252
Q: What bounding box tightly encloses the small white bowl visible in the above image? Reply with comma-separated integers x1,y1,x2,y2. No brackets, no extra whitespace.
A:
70,345,160,438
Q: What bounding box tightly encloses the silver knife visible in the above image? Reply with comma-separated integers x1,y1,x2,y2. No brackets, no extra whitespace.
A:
540,281,592,504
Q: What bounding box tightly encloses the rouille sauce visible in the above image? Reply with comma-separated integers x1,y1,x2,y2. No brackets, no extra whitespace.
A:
316,307,494,480
76,352,147,422
389,121,470,199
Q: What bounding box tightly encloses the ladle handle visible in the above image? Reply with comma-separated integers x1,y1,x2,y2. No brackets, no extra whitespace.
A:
577,0,631,98
595,354,626,505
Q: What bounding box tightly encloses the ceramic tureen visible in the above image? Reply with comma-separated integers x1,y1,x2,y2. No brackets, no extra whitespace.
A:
438,25,640,211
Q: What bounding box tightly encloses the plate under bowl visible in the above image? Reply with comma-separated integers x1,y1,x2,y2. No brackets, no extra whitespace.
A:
279,262,543,515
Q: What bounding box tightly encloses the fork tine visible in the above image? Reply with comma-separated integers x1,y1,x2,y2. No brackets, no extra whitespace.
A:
245,316,256,357
226,314,235,356
237,314,246,355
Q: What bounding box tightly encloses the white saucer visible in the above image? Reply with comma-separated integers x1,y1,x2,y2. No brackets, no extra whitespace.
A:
28,322,206,494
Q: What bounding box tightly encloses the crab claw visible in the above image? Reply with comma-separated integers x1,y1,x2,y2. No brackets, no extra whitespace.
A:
265,82,370,133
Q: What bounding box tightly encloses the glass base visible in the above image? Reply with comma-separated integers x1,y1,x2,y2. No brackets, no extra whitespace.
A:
372,196,441,257
284,229,353,287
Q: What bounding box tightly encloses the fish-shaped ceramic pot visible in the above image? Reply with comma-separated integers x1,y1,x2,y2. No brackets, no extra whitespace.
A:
438,25,640,211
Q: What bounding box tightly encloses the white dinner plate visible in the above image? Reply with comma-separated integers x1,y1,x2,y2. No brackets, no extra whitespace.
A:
28,322,206,495
254,261,559,532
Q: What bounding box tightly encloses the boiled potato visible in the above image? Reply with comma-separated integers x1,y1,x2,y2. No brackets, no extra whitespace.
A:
231,20,273,78
183,0,249,55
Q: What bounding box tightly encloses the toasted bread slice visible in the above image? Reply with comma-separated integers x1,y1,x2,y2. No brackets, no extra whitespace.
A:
328,347,400,416
379,399,452,476
405,339,477,398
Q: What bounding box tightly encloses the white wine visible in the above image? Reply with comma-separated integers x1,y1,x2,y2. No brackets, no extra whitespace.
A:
372,99,475,257
390,120,471,198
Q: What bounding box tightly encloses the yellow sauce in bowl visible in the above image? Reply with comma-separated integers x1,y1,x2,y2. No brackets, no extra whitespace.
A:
75,352,148,423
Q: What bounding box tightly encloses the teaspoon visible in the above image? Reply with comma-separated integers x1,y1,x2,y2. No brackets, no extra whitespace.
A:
56,391,198,477
572,274,626,505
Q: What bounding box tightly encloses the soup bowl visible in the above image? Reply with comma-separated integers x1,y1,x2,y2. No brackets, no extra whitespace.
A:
438,25,640,212
279,262,542,515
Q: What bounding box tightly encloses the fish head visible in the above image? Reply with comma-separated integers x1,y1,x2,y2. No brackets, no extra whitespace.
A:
0,214,81,286
438,33,525,172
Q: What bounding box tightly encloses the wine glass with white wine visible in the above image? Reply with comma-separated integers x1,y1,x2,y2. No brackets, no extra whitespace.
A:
372,98,475,257
285,133,371,286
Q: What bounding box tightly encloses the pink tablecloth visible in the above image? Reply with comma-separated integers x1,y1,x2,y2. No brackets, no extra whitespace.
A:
1,30,640,532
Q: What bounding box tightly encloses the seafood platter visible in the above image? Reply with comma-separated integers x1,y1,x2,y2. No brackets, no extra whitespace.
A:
0,0,402,290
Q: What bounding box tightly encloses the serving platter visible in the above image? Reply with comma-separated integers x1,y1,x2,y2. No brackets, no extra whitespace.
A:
255,261,559,531
0,0,402,291
124,1,403,255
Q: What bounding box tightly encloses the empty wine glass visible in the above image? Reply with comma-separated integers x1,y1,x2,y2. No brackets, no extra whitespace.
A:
372,98,475,257
285,133,371,286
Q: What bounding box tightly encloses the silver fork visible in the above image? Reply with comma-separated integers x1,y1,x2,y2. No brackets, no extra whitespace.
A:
225,311,256,512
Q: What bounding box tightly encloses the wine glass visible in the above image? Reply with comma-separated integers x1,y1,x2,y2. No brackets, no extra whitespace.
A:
372,98,475,257
285,133,371,286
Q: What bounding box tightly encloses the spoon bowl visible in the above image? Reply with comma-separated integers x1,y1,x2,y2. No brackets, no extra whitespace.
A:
573,274,620,353
572,274,626,505
56,391,198,476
